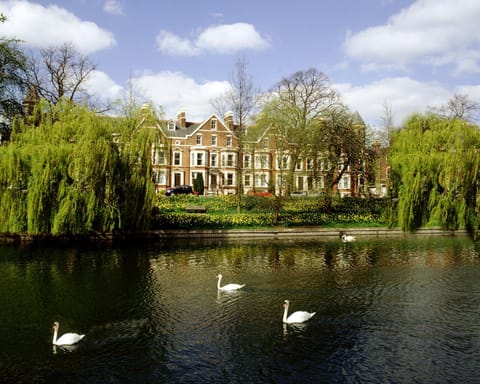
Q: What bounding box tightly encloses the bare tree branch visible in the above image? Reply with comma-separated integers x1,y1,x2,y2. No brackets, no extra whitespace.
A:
27,42,96,106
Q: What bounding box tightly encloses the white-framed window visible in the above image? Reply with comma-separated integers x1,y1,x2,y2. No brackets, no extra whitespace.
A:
339,175,350,189
244,154,250,168
196,135,202,145
173,152,181,166
256,174,268,187
256,155,268,169
152,171,167,184
226,173,234,186
307,159,313,170
210,153,217,167
211,119,217,130
168,121,175,131
211,135,217,146
296,160,302,170
244,174,251,186
152,148,165,165
226,135,232,147
261,174,268,187
263,138,269,148
227,154,234,167
191,152,204,166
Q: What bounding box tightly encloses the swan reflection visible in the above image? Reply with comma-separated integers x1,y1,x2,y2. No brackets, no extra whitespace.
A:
52,343,80,354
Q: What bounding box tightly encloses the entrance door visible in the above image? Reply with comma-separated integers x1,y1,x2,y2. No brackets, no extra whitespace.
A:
297,176,304,190
174,172,182,186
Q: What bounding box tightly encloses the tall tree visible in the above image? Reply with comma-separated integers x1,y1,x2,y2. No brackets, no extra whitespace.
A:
389,114,480,232
212,56,258,209
0,101,157,235
0,14,28,139
429,94,480,122
312,105,366,199
262,68,340,195
27,42,96,106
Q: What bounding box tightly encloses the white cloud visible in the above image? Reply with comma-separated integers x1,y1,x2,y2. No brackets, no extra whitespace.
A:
335,77,451,127
156,23,270,56
103,0,124,15
131,71,231,121
343,0,480,73
156,31,200,57
455,85,480,103
85,70,123,101
0,0,116,54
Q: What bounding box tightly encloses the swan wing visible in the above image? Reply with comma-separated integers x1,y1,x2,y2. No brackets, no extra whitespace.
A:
285,311,316,324
55,332,85,346
219,283,245,291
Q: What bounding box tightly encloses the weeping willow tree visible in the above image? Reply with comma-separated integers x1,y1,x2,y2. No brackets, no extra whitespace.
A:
0,100,159,235
389,114,480,232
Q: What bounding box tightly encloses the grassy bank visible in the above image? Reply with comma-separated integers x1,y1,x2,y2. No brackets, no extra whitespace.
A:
151,194,388,230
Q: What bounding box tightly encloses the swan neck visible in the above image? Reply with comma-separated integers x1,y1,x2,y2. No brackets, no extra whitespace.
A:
52,327,58,345
283,303,288,322
217,275,222,289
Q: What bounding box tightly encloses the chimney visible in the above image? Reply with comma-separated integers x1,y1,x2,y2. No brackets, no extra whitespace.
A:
177,109,186,128
224,111,234,130
23,86,40,118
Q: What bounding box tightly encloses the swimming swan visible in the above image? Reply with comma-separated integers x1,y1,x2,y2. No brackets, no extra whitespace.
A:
216,274,245,291
282,300,316,324
341,233,356,242
52,322,85,346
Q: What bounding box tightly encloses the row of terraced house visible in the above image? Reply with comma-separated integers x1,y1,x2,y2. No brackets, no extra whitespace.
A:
145,108,387,197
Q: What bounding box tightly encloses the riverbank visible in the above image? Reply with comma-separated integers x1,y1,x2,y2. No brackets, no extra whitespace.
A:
0,226,469,244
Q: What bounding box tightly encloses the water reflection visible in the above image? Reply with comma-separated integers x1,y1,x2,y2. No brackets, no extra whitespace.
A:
1,236,480,383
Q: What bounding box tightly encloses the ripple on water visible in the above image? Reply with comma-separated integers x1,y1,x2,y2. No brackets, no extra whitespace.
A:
1,237,480,383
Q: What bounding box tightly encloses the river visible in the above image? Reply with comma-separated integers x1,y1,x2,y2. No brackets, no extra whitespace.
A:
0,235,479,383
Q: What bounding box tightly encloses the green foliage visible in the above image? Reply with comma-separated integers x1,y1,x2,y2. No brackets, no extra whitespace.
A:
193,173,204,195
0,101,157,234
389,114,480,232
152,195,387,229
0,30,28,126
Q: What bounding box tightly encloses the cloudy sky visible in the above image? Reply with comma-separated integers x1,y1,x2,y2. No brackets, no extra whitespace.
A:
1,0,479,128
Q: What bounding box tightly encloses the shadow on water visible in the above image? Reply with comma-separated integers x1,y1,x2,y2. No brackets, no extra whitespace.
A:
1,235,480,383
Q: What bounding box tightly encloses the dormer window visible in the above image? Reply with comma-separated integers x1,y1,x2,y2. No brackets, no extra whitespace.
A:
168,121,175,131
211,119,217,130
226,135,232,147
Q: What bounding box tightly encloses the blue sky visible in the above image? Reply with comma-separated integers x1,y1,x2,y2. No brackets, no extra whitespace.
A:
1,0,479,128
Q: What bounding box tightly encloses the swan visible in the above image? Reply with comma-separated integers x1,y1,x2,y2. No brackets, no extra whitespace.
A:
341,233,356,242
52,322,85,346
282,300,316,324
216,274,245,291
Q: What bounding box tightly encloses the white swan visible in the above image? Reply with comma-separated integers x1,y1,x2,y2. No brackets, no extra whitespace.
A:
216,274,245,291
341,233,356,243
282,300,316,324
52,322,85,346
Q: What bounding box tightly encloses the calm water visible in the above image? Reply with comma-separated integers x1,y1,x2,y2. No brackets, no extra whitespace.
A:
1,235,480,383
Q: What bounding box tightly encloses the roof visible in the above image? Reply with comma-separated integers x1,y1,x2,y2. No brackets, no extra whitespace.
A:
352,111,366,127
159,121,201,138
